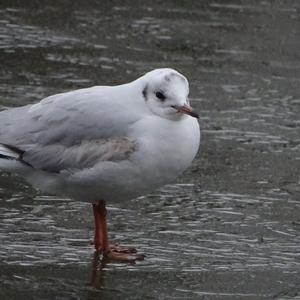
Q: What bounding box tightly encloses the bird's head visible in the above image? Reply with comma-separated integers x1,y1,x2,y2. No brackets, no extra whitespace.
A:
141,68,199,121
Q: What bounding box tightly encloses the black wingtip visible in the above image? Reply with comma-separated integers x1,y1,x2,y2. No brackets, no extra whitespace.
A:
1,143,25,155
0,143,33,168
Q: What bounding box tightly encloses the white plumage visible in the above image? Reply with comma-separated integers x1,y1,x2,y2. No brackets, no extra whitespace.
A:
0,68,200,203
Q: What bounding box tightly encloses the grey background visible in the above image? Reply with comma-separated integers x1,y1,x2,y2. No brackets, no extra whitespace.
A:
0,1,299,299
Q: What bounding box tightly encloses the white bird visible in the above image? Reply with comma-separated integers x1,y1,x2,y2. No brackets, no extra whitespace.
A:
0,68,200,261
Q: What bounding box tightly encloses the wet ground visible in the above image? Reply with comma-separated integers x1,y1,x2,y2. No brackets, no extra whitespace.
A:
0,0,299,299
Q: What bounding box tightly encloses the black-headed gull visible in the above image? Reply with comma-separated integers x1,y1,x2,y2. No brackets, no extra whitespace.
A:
0,68,200,261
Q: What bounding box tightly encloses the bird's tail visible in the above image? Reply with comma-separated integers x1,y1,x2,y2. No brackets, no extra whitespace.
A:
0,143,32,171
0,143,23,160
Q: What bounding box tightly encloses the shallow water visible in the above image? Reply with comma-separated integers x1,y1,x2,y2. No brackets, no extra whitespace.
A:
0,1,300,299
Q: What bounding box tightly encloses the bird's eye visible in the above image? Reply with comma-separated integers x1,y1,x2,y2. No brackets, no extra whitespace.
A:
155,91,166,101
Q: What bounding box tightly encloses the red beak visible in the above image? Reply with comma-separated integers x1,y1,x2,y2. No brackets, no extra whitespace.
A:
172,104,199,119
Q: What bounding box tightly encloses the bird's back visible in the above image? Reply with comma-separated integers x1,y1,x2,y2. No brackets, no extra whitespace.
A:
0,84,146,147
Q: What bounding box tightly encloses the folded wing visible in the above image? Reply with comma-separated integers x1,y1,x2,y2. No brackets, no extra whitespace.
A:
0,85,142,173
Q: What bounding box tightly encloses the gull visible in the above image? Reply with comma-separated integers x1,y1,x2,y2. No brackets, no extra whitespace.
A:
0,68,200,261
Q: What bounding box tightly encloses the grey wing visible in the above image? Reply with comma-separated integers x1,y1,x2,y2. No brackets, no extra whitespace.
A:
0,86,141,172
0,86,140,146
22,138,137,173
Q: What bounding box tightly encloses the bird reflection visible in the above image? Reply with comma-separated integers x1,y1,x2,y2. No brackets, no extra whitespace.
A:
90,251,106,289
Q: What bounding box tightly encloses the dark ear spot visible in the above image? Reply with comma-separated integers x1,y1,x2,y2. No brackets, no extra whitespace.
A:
142,85,148,100
164,75,171,82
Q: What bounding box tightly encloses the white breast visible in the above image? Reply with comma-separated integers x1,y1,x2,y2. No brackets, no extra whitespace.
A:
129,115,200,187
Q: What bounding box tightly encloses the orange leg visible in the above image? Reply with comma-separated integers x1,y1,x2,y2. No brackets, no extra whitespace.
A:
92,200,144,262
92,204,103,251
